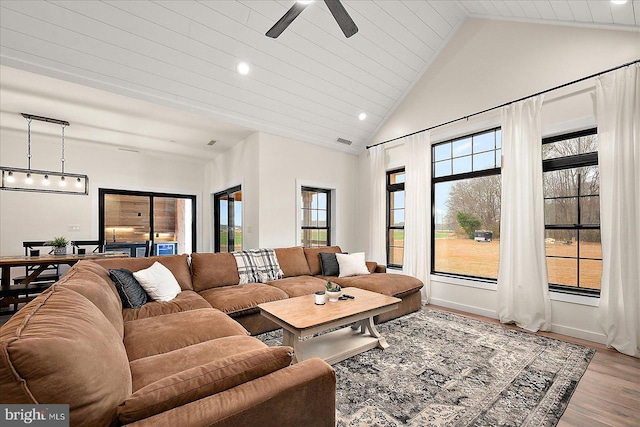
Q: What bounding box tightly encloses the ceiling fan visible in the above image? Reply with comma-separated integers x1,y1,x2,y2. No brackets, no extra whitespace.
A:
266,0,358,39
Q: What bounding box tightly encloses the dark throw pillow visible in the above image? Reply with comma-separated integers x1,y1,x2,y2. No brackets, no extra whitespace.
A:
319,252,341,276
109,268,148,309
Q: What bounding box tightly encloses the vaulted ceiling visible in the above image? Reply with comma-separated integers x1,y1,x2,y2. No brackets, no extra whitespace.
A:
1,1,638,159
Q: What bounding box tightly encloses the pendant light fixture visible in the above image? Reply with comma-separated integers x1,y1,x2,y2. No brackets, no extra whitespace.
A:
0,113,89,195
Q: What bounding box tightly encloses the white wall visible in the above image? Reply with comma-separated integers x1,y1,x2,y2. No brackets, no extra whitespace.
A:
257,133,360,250
361,19,640,344
206,132,360,252
204,132,260,251
0,128,206,262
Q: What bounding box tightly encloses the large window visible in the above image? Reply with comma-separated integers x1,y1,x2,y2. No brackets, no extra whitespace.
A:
387,168,405,268
301,187,331,248
432,128,502,280
542,129,601,296
99,189,196,256
214,186,242,253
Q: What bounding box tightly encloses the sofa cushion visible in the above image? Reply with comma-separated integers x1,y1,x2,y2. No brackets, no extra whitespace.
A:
122,290,212,321
134,262,182,302
91,254,194,291
130,336,268,391
328,273,423,297
304,246,342,275
110,268,148,308
118,346,293,424
199,283,288,317
190,252,240,291
336,252,370,277
274,247,312,277
124,309,249,361
57,261,125,339
0,286,131,427
267,276,328,298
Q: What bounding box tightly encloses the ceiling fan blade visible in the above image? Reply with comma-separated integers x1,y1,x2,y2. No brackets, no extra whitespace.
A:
324,0,358,38
266,2,309,38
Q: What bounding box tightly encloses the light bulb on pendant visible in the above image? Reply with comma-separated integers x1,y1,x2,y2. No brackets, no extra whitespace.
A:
76,177,82,188
6,171,15,183
25,173,33,184
59,176,66,187
43,175,50,186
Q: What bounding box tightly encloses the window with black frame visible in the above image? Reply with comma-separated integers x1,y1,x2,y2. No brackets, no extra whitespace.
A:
542,128,601,296
387,168,405,268
431,128,502,280
301,187,331,248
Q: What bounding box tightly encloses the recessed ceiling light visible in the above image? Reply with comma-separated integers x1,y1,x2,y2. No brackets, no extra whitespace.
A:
358,112,367,121
236,62,250,75
610,0,627,4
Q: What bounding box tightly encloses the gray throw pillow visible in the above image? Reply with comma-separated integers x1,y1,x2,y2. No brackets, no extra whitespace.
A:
319,252,342,276
109,268,148,309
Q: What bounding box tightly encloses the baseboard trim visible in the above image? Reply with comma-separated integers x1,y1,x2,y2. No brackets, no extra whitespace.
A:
550,324,607,345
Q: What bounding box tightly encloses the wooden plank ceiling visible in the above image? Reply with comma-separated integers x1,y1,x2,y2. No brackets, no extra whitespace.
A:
0,1,637,158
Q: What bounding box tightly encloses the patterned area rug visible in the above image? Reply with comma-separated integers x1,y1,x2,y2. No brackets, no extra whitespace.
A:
257,308,595,427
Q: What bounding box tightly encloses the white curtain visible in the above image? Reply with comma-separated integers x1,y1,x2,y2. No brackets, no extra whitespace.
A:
596,64,640,358
404,132,431,303
368,144,386,265
497,95,551,332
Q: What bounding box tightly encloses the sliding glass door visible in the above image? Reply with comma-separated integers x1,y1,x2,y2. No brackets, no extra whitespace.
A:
214,186,242,253
99,189,196,256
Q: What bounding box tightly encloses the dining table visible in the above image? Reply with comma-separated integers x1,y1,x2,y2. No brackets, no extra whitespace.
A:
0,252,129,311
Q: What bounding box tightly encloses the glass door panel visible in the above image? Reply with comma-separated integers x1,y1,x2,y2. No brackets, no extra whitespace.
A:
103,194,150,257
154,197,193,255
214,186,242,253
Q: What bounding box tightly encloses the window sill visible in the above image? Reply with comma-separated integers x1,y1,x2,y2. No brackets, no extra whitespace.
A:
549,291,599,307
430,274,497,291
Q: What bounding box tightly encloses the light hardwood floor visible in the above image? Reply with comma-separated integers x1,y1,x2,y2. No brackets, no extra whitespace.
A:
430,304,640,427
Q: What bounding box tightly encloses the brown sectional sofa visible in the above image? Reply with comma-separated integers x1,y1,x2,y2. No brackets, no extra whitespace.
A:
0,258,335,426
184,245,424,334
0,245,422,426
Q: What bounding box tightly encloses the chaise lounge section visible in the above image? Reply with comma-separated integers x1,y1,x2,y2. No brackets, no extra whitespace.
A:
187,246,424,334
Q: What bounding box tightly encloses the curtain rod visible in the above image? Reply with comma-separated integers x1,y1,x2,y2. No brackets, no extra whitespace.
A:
366,59,640,150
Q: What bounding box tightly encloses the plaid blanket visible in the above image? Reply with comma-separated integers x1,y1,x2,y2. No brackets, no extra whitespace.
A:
232,249,283,284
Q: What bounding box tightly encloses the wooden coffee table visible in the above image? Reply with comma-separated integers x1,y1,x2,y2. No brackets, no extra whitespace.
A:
258,287,400,364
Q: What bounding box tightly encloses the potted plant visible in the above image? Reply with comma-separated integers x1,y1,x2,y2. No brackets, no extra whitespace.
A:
325,281,342,302
46,236,69,256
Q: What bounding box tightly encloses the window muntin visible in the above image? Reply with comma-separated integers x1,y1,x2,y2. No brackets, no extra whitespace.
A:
543,128,601,295
432,128,502,280
301,187,331,248
387,169,405,268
